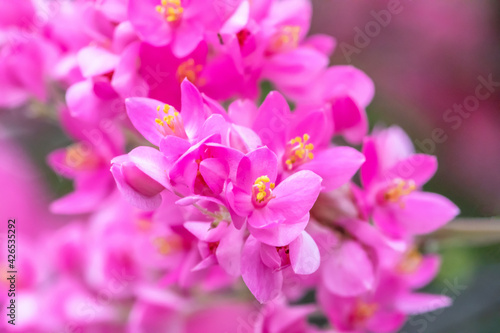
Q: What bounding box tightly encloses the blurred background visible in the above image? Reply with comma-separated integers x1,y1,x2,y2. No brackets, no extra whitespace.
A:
1,0,499,331
310,0,500,331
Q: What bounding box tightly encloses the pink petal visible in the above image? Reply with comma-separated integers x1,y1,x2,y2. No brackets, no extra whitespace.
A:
77,45,119,78
289,231,320,275
219,0,249,34
111,41,148,99
192,254,217,272
405,255,441,289
111,163,162,211
330,95,368,143
171,23,204,57
248,213,309,247
241,236,283,303
322,240,375,296
251,91,290,153
236,147,278,190
159,135,191,160
226,182,253,217
385,154,437,187
300,146,364,191
199,158,229,195
247,205,284,229
128,0,172,46
228,99,258,127
259,243,282,269
216,227,244,276
361,137,379,188
394,192,460,235
180,79,206,139
126,97,165,146
366,310,406,333
323,66,375,108
268,170,322,222
303,34,336,56
128,146,172,189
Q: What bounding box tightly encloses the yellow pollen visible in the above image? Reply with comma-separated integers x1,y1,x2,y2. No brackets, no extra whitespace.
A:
285,133,314,170
64,143,101,171
270,25,300,52
397,248,423,274
152,235,182,256
136,219,152,231
353,302,378,323
254,175,275,203
384,178,416,207
176,58,204,85
155,104,180,134
156,0,184,23
153,237,171,255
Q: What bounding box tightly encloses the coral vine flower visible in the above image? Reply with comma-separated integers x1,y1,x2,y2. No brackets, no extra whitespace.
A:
126,78,228,147
241,232,320,303
247,91,366,191
227,147,322,245
359,126,460,239
128,0,243,56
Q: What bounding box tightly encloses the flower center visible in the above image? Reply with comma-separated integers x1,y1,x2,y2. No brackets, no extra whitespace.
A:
136,219,152,231
252,175,275,205
236,28,251,47
154,104,187,138
65,143,101,170
269,25,300,53
152,235,183,256
284,134,314,170
155,0,184,23
176,58,205,86
208,241,220,254
397,248,423,274
351,301,378,324
383,178,416,207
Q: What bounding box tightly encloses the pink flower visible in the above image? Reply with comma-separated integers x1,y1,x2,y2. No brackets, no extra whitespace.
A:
48,108,123,214
126,79,215,145
318,271,451,333
241,232,320,303
359,126,460,239
227,146,322,244
128,0,243,57
242,91,365,191
180,196,244,276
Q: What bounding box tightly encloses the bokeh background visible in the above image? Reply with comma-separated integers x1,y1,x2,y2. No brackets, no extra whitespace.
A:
1,0,499,331
310,0,500,331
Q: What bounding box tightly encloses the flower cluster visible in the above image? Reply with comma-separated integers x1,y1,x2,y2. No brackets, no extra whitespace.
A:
0,0,459,332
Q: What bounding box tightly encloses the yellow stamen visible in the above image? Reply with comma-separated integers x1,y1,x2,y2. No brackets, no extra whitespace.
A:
176,58,204,85
270,25,300,52
384,179,416,207
153,237,171,255
155,104,181,134
397,248,423,274
285,133,314,170
156,0,184,23
353,302,378,323
152,235,182,256
253,175,275,203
